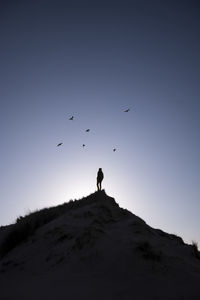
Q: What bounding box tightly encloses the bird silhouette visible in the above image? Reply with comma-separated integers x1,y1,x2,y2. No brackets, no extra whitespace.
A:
85,129,90,132
69,116,74,120
82,144,85,148
113,148,116,152
57,143,63,147
124,108,130,112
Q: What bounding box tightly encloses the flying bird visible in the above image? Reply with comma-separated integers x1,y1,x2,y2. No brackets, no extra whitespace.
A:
113,148,116,152
69,116,74,120
57,143,63,147
85,129,90,132
124,108,130,112
82,144,86,148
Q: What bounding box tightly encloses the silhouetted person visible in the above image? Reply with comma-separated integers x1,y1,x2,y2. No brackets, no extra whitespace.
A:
97,168,104,191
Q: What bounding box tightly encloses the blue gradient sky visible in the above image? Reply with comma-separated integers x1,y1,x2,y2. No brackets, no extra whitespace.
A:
0,0,199,245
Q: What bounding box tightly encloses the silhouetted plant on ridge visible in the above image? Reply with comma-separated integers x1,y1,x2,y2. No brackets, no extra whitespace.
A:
191,241,200,259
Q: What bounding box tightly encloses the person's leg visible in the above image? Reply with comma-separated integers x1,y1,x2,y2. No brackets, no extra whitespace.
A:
97,182,100,191
100,181,102,191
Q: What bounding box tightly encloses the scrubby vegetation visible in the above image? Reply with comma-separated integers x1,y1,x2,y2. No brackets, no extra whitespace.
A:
0,191,115,258
0,206,66,258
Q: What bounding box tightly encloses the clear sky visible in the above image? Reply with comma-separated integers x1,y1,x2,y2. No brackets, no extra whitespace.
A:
0,0,199,245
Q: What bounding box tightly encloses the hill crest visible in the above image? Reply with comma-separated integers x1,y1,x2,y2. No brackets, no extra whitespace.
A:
0,190,200,300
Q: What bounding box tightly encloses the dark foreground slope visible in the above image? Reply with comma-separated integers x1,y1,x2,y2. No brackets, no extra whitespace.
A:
0,191,200,300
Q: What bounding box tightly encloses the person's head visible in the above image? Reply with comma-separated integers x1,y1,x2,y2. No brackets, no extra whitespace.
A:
99,168,102,171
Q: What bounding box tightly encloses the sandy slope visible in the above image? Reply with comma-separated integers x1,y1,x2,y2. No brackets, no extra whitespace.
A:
0,190,200,299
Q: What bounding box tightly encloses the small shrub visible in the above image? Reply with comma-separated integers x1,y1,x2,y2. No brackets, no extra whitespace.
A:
16,216,24,224
56,233,73,243
191,241,200,259
56,256,65,264
136,241,162,262
170,233,184,245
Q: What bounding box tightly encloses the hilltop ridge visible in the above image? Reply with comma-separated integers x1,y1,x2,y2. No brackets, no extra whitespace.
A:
0,190,200,300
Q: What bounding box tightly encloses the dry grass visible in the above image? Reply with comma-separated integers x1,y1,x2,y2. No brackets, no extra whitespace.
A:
0,190,115,258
